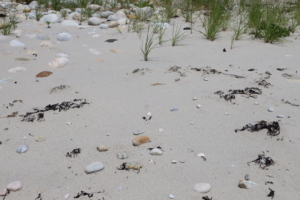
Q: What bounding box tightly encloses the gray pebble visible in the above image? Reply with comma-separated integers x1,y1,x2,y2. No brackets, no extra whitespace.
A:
268,108,274,112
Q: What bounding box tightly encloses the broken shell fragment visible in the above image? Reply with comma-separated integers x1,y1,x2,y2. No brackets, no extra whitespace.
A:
117,152,128,159
193,97,198,101
36,136,46,142
150,148,163,155
171,160,177,164
132,135,151,146
8,67,26,73
133,130,144,135
125,161,143,170
197,153,206,160
238,180,257,189
48,57,69,68
196,104,202,108
97,145,109,152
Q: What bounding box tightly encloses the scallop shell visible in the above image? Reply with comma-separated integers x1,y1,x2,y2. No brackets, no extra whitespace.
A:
36,136,46,142
193,183,211,193
8,67,26,73
16,145,28,154
132,135,151,146
48,57,69,68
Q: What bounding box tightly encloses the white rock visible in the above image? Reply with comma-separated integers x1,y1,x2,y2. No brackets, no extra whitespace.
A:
268,107,274,112
61,20,79,26
16,4,25,11
48,57,69,68
89,48,101,55
88,17,102,25
57,33,72,41
135,7,152,19
8,67,26,73
169,194,174,199
29,1,37,9
117,18,128,25
99,24,109,29
150,148,163,155
194,183,211,193
6,181,22,192
108,21,118,28
87,4,101,11
68,12,80,20
238,180,257,189
277,115,284,118
16,145,28,153
193,97,198,101
171,160,177,164
64,193,70,200
108,11,126,21
0,189,7,196
41,14,62,23
254,102,260,105
133,130,144,135
85,162,105,174
10,40,25,47
60,8,72,14
40,41,53,47
196,104,201,108
158,128,163,132
117,152,128,159
101,11,114,18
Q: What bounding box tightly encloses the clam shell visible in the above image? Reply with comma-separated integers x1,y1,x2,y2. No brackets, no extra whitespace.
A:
16,145,28,154
48,57,69,68
36,71,52,77
36,136,46,142
132,135,151,146
8,67,26,73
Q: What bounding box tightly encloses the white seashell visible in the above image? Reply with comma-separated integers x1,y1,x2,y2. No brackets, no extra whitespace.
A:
66,122,72,125
117,152,128,159
197,153,205,157
36,136,46,142
268,107,274,112
106,133,110,136
224,112,229,115
150,148,163,155
193,97,198,101
89,48,101,55
190,121,194,125
97,145,109,152
48,57,69,68
147,112,151,116
203,78,208,81
40,41,53,47
169,194,174,199
57,53,68,57
254,102,259,105
8,67,26,73
16,145,28,154
196,104,201,108
64,193,70,200
171,160,177,164
6,181,22,191
194,183,211,193
158,128,164,132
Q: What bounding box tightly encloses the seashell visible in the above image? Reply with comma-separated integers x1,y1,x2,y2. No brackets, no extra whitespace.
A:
169,194,174,199
150,148,163,155
0,189,7,196
89,48,101,55
48,57,69,68
97,59,104,62
147,112,151,116
196,104,201,108
36,71,52,77
224,112,229,115
110,49,122,53
190,121,194,125
158,128,163,132
117,152,128,159
92,34,100,37
97,145,109,152
57,33,72,41
197,153,206,160
64,193,70,200
254,102,259,105
132,135,151,146
6,181,22,191
108,21,118,28
193,97,198,101
125,161,143,170
8,67,26,73
40,41,53,47
66,122,72,125
268,107,274,112
36,136,46,142
203,78,208,81
16,145,28,154
193,183,211,193
133,130,144,135
14,57,30,61
171,160,177,164
24,49,38,54
238,180,257,189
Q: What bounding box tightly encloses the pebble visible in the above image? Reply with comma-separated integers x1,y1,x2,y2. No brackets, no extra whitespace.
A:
108,21,118,28
170,107,178,112
169,194,174,199
224,112,229,115
110,49,122,53
6,181,22,191
158,128,163,132
101,11,114,18
238,180,257,189
203,78,208,81
41,14,62,23
268,107,274,112
193,183,211,193
147,112,151,116
84,162,105,174
40,41,53,47
10,40,25,47
0,189,7,196
8,67,26,73
36,35,50,40
36,136,46,142
132,135,151,146
171,160,177,164
64,193,70,200
254,102,259,105
190,122,194,125
277,115,284,118
88,17,102,26
97,145,109,152
197,153,206,159
150,148,163,155
125,161,143,170
99,24,109,29
133,130,144,135
16,145,28,154
61,20,79,26
57,33,72,41
117,152,128,159
196,104,201,108
48,57,69,68
89,48,101,55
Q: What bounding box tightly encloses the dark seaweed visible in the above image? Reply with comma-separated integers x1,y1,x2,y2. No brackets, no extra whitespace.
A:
247,153,275,169
235,120,280,136
267,188,275,199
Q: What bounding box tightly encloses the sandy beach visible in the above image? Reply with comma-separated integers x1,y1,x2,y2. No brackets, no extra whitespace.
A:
1,0,300,199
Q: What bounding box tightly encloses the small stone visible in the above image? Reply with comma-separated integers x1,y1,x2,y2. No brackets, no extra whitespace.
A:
196,104,201,108
133,130,144,135
101,11,114,18
171,160,177,164
132,135,151,146
61,20,79,26
150,148,163,155
57,33,72,41
16,145,28,154
110,49,122,53
48,57,69,68
36,136,46,142
36,35,50,40
117,152,128,159
238,180,257,189
170,107,178,112
224,112,229,115
66,122,72,125
190,122,194,125
10,40,25,47
108,21,118,28
88,17,102,25
99,24,109,29
193,97,198,101
97,145,109,152
40,41,53,47
41,14,62,23
147,112,151,116
193,183,211,193
0,189,7,196
158,128,163,132
64,193,70,200
268,107,274,112
254,102,259,105
169,194,174,199
84,162,105,174
6,181,22,192
277,115,284,118
203,78,208,81
125,161,143,170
